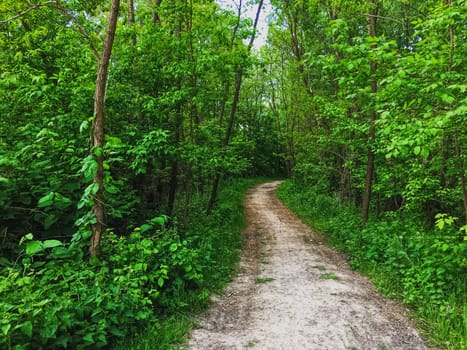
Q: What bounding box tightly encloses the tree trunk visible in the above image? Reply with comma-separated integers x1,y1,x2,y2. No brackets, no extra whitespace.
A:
151,0,163,24
461,172,467,225
89,0,120,257
128,0,136,45
167,160,178,217
361,0,378,224
454,134,467,225
206,0,264,215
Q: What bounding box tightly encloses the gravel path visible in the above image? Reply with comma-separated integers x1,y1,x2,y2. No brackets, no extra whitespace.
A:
187,181,431,350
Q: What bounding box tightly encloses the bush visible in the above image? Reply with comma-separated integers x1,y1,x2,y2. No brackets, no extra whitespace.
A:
0,223,201,349
1,178,261,350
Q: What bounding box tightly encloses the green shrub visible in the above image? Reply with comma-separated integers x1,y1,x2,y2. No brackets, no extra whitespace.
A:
0,219,206,349
1,178,262,350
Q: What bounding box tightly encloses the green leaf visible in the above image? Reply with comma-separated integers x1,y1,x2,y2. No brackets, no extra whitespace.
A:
140,224,152,233
420,148,429,158
50,247,73,259
1,323,11,336
440,93,454,104
81,155,98,181
19,233,34,246
93,146,104,157
88,183,99,195
55,336,69,348
79,119,89,133
43,240,62,249
37,192,55,208
97,334,107,346
83,333,94,343
53,193,72,210
26,241,43,255
21,321,33,338
150,215,169,226
413,146,421,155
158,277,164,287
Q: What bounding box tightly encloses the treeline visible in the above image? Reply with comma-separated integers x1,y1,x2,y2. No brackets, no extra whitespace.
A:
265,0,466,227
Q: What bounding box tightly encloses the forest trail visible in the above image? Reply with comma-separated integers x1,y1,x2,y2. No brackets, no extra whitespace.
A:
187,181,431,350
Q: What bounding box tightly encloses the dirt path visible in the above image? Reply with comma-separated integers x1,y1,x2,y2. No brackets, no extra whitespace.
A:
187,181,430,350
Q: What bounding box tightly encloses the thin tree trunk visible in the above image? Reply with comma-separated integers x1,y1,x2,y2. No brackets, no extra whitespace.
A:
167,101,182,219
128,0,136,45
167,159,178,217
461,172,467,225
89,0,120,257
361,0,378,224
454,134,467,225
206,71,243,214
151,0,163,24
166,0,184,218
206,0,264,214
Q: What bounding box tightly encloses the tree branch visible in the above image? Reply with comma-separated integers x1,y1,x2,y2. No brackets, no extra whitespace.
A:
0,1,55,24
0,0,100,60
357,13,403,25
53,3,101,60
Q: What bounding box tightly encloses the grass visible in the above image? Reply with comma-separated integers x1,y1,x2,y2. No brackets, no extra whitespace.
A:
113,316,191,350
313,265,326,271
320,272,339,280
255,277,274,284
260,252,269,264
247,340,257,347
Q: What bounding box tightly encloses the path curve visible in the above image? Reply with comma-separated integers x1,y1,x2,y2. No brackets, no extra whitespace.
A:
187,181,430,350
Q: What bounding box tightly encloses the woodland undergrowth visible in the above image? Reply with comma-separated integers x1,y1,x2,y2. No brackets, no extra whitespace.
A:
0,178,261,350
277,180,467,350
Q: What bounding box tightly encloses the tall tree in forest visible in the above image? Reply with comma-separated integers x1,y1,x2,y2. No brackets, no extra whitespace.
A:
361,0,378,223
89,0,120,257
206,0,264,214
128,0,136,45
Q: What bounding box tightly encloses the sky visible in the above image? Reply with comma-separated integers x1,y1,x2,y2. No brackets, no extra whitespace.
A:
217,0,273,48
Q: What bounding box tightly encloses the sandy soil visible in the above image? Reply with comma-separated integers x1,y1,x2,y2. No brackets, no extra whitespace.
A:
187,181,431,350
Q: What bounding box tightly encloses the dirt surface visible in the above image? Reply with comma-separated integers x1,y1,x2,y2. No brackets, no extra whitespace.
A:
187,181,431,350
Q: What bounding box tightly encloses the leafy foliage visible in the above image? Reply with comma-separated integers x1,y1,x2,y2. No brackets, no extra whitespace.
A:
1,177,260,349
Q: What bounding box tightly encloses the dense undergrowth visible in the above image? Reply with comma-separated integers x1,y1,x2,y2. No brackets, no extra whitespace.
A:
276,180,467,350
0,178,261,350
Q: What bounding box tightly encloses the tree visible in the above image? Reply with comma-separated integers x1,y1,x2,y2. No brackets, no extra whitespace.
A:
89,0,120,257
361,0,378,223
207,0,264,214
